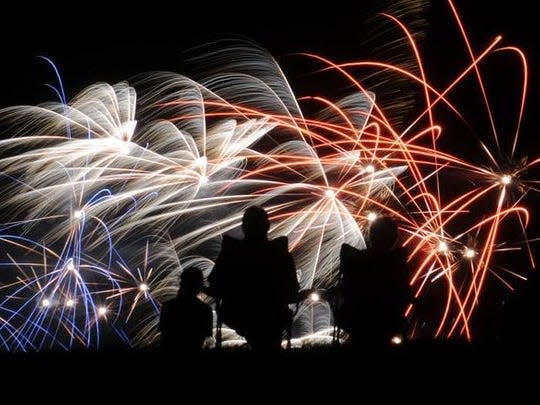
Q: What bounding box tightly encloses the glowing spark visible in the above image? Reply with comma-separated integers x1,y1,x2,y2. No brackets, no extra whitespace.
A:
365,164,375,174
66,299,75,307
310,292,320,302
73,210,83,219
139,283,149,292
196,156,207,166
41,299,51,308
438,241,449,253
391,335,403,345
501,174,512,185
325,190,335,198
66,262,76,272
199,175,209,185
118,120,137,142
97,307,107,316
367,212,378,222
119,142,131,155
464,248,476,259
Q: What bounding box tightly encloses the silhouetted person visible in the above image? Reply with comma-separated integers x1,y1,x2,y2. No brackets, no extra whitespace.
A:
208,206,299,351
159,267,213,353
337,216,410,347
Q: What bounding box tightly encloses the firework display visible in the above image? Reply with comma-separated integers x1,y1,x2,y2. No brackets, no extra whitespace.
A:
0,1,536,351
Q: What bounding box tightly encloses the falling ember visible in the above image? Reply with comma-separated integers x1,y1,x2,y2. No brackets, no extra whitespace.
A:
118,120,137,143
367,212,378,222
438,241,449,253
139,283,149,292
391,335,403,345
365,164,376,174
501,174,512,185
464,248,476,259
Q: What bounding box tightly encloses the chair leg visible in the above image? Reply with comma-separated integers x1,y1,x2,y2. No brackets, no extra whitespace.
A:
215,321,222,349
215,301,222,349
286,325,292,350
332,324,340,345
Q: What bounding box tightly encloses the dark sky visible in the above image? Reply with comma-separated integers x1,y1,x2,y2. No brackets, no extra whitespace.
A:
0,0,537,188
0,1,538,206
0,0,540,187
1,0,537,200
0,1,537,111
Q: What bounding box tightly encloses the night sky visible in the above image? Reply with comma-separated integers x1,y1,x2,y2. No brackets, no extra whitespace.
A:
0,1,537,114
1,0,537,236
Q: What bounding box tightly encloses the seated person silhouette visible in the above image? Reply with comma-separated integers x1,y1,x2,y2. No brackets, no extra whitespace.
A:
208,206,299,351
337,216,410,347
159,267,213,353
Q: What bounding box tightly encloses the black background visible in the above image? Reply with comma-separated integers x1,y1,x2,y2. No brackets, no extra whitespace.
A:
0,1,537,113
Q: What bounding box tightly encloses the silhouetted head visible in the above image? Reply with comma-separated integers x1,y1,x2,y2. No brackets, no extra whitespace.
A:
369,216,398,250
242,206,270,241
179,267,204,296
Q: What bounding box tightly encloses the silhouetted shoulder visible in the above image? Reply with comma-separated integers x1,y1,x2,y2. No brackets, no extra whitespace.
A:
340,243,368,264
391,247,407,263
270,236,289,251
160,299,175,313
340,243,356,258
158,298,177,332
222,234,242,250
